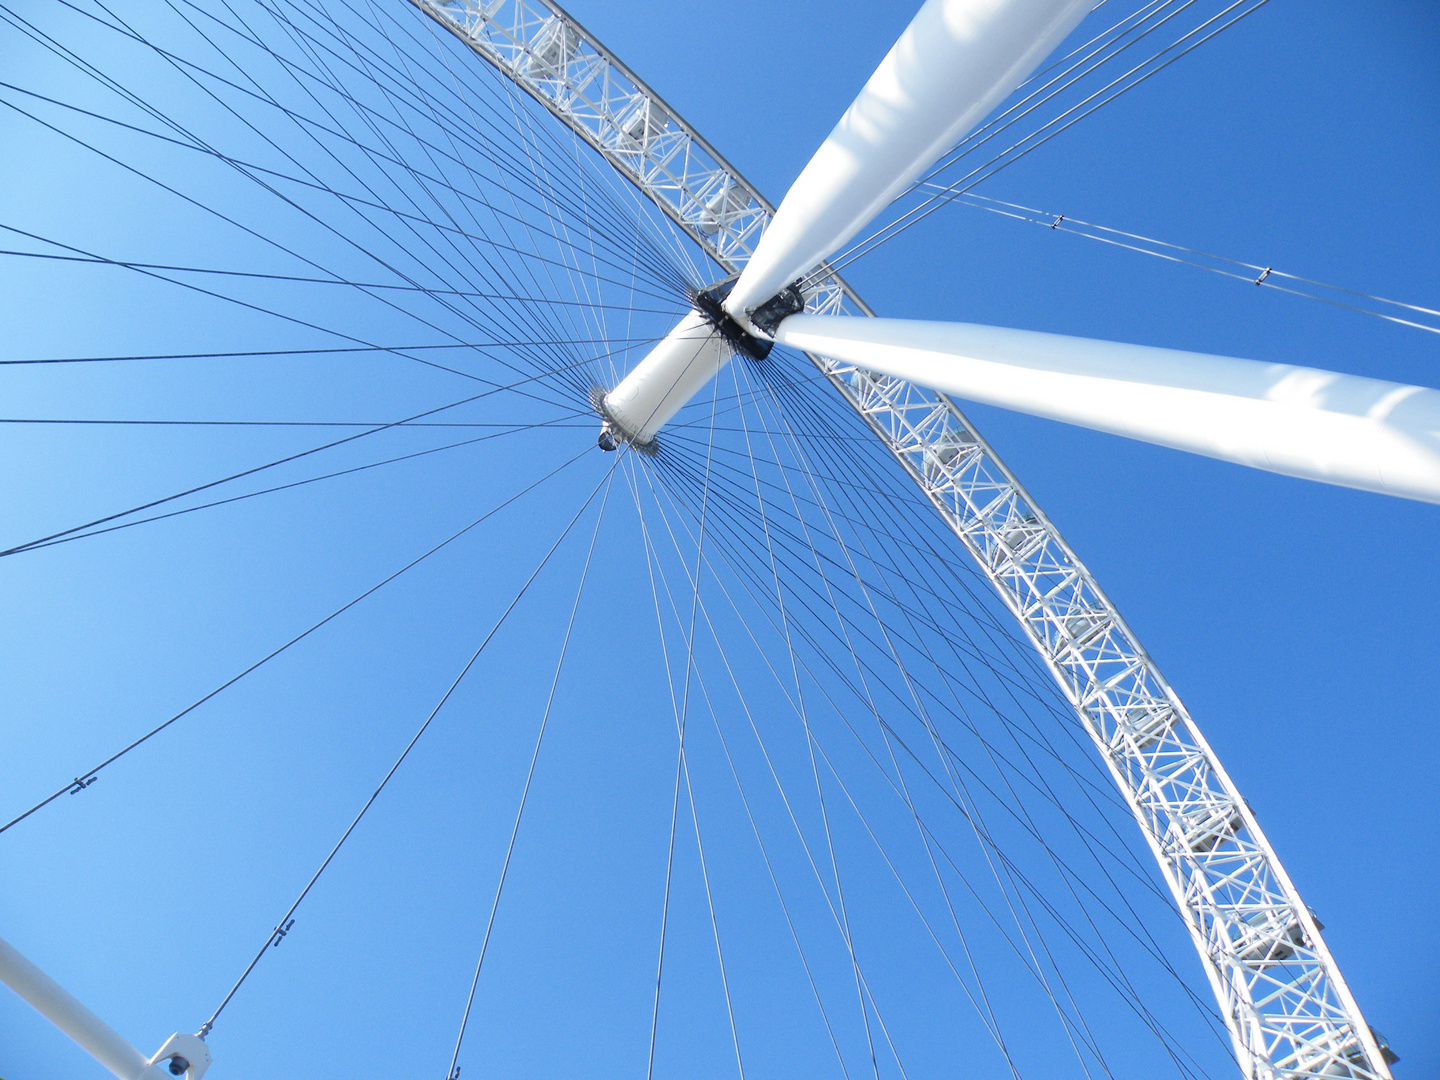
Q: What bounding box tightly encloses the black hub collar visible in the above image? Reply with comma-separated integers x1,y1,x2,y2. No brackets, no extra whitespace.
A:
691,275,805,361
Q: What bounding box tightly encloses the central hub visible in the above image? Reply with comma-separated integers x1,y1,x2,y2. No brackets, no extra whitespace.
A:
594,281,807,451
692,276,805,361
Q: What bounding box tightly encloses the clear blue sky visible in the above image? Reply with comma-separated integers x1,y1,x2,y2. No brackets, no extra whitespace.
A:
0,2,1435,1079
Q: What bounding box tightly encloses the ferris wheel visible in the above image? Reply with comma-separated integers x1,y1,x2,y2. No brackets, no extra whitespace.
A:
0,2,1431,1080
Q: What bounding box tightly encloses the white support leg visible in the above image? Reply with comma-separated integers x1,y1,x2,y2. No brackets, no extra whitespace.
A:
772,313,1440,504
0,932,210,1080
600,309,726,446
724,0,1091,324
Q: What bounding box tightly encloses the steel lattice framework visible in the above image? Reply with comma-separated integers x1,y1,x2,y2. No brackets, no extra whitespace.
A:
407,2,1392,1077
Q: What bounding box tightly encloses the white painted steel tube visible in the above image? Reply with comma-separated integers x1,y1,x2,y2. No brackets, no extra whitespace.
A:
774,314,1440,503
0,932,150,1080
725,0,1091,323
602,310,726,444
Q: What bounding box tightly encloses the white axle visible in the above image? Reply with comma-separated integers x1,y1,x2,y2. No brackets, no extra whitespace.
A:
773,314,1440,503
724,0,1091,324
0,932,210,1080
601,309,726,445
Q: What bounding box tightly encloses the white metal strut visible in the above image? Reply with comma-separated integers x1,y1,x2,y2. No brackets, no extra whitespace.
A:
406,2,1394,1077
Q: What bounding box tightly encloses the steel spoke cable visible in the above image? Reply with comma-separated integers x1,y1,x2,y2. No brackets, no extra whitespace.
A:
650,466,1203,1059
0,445,591,837
0,375,570,559
0,292,646,558
0,209,585,394
8,0,691,408
7,1,1245,1069
0,341,621,367
644,488,1057,1003
631,369,751,1080
825,0,1273,276
921,0,1199,188
765,373,1221,1074
632,458,916,1080
644,463,1049,1080
643,452,997,1079
668,431,1134,775
738,373,1201,952
6,413,590,557
636,512,688,1080
27,0,565,346
735,363,1163,830
198,455,617,1039
680,394,1072,768
424,51,618,399
702,395,885,1080
353,0,696,296
682,736,750,1080
806,730,1112,1080
692,662,857,1080
625,457,853,1080
0,54,681,399
659,432,1130,831
657,440,1105,827
0,83,563,387
250,0,690,293
725,362,1021,1074
21,0,691,316
670,380,1215,992
827,0,1261,272
729,376,907,1080
673,382,750,1080
0,244,683,314
639,452,1056,1015
1006,0,1179,110
150,0,693,303
468,32,627,388
742,365,1187,891
937,190,1440,336
653,414,1226,1077
638,379,721,1080
771,354,1231,1058
729,364,1023,1074
736,365,1107,1074
670,493,1223,1078
656,440,1095,829
645,740,684,1080
241,0,611,403
0,417,592,429
444,465,615,1080
653,452,1111,1077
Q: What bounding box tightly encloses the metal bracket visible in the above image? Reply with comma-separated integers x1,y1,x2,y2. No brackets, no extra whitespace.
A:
138,1033,211,1080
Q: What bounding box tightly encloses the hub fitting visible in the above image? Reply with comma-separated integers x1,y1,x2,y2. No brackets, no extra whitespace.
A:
691,275,805,361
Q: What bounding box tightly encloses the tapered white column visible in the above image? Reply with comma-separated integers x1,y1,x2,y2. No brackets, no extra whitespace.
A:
725,0,1091,324
602,310,726,445
774,314,1440,503
0,932,150,1079
0,933,210,1080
